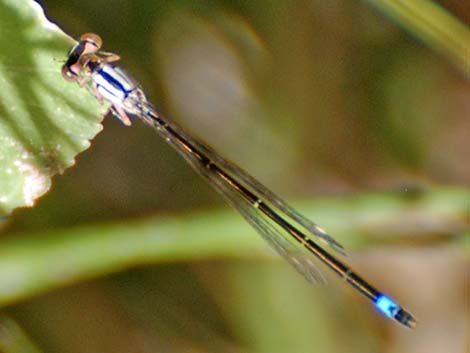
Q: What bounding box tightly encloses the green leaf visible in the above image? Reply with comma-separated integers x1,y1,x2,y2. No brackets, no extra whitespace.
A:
363,0,470,76
0,0,107,216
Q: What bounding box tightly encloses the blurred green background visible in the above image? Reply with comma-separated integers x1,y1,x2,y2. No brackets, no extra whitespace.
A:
0,1,468,352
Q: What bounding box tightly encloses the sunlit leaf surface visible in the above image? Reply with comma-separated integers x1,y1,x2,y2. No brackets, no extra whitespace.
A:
0,0,107,215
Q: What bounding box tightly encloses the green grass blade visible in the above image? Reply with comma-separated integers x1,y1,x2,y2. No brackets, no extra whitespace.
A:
363,0,470,76
0,187,466,307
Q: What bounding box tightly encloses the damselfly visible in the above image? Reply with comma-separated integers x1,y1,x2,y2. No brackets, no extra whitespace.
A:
62,33,416,328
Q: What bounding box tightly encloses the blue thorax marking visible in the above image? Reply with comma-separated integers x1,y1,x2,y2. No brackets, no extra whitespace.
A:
93,64,136,106
98,65,129,94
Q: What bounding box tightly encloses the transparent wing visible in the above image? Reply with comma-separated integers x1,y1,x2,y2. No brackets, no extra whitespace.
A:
140,108,327,284
190,139,345,255
209,168,326,284
140,103,345,256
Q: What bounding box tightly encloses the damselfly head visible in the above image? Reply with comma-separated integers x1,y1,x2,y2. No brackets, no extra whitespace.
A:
80,33,103,52
61,33,103,81
61,64,79,81
61,39,86,81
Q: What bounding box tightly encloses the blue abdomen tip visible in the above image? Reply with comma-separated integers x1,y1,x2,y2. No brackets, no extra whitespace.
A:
375,294,400,318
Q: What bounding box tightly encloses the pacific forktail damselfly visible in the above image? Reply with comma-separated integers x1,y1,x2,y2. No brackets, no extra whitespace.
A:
62,33,416,328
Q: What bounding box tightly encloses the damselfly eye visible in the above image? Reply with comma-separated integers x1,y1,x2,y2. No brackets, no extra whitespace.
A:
61,65,78,81
80,33,103,49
